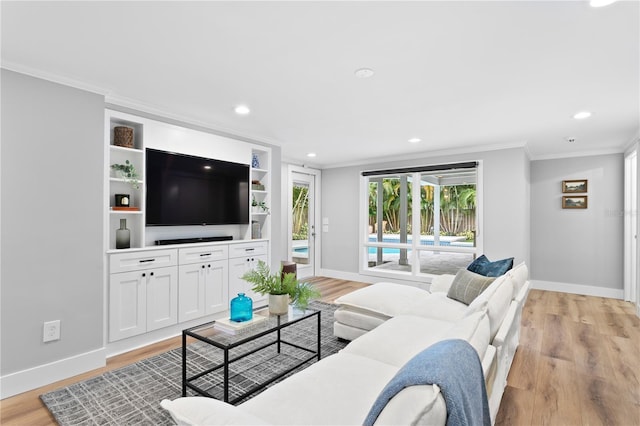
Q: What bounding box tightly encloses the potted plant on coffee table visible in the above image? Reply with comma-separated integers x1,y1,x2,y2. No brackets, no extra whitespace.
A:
241,260,320,314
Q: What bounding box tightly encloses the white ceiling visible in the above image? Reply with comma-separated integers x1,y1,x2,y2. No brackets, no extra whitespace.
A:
2,1,639,168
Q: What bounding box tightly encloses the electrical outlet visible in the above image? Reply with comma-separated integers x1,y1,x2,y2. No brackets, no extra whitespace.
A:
43,320,61,342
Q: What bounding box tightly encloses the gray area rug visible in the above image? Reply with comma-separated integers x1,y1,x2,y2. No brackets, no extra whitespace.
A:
41,301,346,426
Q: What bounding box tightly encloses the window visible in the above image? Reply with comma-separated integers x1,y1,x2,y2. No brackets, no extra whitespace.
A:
361,162,481,281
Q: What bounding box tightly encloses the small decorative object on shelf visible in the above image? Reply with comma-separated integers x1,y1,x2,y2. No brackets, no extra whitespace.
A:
115,193,130,207
251,221,261,239
251,197,269,214
111,160,140,189
114,126,134,148
251,180,265,191
115,218,130,249
252,153,260,169
230,293,253,322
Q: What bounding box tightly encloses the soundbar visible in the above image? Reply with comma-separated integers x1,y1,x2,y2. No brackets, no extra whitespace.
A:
155,236,233,245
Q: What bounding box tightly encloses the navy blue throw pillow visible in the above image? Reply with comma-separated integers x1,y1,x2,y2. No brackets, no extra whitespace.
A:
467,254,514,277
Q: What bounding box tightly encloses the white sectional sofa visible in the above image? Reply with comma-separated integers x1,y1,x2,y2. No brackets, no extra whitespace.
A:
161,262,529,425
333,261,530,420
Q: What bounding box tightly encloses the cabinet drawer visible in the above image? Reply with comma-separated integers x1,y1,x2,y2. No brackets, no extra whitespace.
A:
229,241,268,259
110,249,178,274
179,244,229,265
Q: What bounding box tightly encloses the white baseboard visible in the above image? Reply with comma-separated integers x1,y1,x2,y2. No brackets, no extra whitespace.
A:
531,280,624,299
0,347,106,399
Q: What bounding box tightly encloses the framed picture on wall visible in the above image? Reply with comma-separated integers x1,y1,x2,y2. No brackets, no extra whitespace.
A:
562,195,588,209
562,179,588,193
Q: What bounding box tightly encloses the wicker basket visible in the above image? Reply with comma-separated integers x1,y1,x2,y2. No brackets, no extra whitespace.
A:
114,126,134,148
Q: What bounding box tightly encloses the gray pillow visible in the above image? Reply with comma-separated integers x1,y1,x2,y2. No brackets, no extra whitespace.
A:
447,269,495,305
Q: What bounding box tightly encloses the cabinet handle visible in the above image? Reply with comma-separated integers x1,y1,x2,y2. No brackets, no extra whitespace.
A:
150,272,154,276
199,253,211,257
245,248,255,252
139,259,155,263
202,265,205,269
251,258,255,261
208,264,211,268
142,273,146,277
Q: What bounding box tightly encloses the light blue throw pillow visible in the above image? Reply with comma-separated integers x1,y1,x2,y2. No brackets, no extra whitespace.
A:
467,254,513,277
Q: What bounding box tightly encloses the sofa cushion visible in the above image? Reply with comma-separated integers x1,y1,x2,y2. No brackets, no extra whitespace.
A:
342,311,489,367
465,274,512,340
429,273,456,293
160,397,270,426
334,305,390,331
240,352,398,425
507,261,528,299
467,254,514,277
334,282,433,317
447,269,495,305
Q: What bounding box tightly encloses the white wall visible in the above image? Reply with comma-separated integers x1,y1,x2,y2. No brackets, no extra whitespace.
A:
530,154,624,296
320,147,530,280
1,70,105,395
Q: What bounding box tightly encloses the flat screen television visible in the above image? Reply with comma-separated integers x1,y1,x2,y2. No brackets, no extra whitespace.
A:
145,148,250,226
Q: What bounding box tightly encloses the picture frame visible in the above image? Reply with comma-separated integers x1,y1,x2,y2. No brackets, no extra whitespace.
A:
562,195,588,209
562,179,588,193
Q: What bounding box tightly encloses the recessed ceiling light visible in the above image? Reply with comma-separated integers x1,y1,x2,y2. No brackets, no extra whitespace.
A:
408,138,421,144
590,0,617,7
307,152,317,158
573,111,592,120
354,68,374,78
234,105,251,115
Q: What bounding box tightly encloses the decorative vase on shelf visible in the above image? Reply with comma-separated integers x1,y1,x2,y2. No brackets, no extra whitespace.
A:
230,293,253,322
115,218,130,249
252,153,260,169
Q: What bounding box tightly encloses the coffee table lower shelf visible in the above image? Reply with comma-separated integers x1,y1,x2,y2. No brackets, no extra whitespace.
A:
182,309,321,404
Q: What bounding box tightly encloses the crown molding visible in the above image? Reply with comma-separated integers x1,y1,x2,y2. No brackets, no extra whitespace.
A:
320,140,528,170
1,61,110,96
530,146,626,161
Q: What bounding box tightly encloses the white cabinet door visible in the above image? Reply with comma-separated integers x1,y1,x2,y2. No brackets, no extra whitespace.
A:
228,254,268,308
109,270,146,342
145,266,178,332
204,259,229,315
178,263,206,322
179,259,229,321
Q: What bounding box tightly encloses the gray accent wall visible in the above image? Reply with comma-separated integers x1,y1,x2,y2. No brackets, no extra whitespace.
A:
321,147,531,275
1,70,105,374
531,154,624,289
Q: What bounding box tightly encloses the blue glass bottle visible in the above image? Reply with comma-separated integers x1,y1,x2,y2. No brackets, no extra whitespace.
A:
230,293,253,322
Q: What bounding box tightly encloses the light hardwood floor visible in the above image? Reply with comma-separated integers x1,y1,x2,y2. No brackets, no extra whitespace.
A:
1,278,638,425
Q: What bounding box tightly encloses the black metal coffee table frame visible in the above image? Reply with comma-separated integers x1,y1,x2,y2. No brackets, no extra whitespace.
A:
182,309,321,404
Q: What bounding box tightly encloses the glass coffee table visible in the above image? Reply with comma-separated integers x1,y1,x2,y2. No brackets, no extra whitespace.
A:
182,308,321,404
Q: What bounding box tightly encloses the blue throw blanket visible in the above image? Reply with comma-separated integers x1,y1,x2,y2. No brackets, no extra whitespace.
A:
363,339,491,426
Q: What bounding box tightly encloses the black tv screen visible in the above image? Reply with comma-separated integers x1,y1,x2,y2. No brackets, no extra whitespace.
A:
145,148,249,226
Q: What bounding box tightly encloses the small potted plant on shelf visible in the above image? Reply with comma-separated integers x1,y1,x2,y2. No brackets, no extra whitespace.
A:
241,260,320,314
251,197,269,214
111,160,140,189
